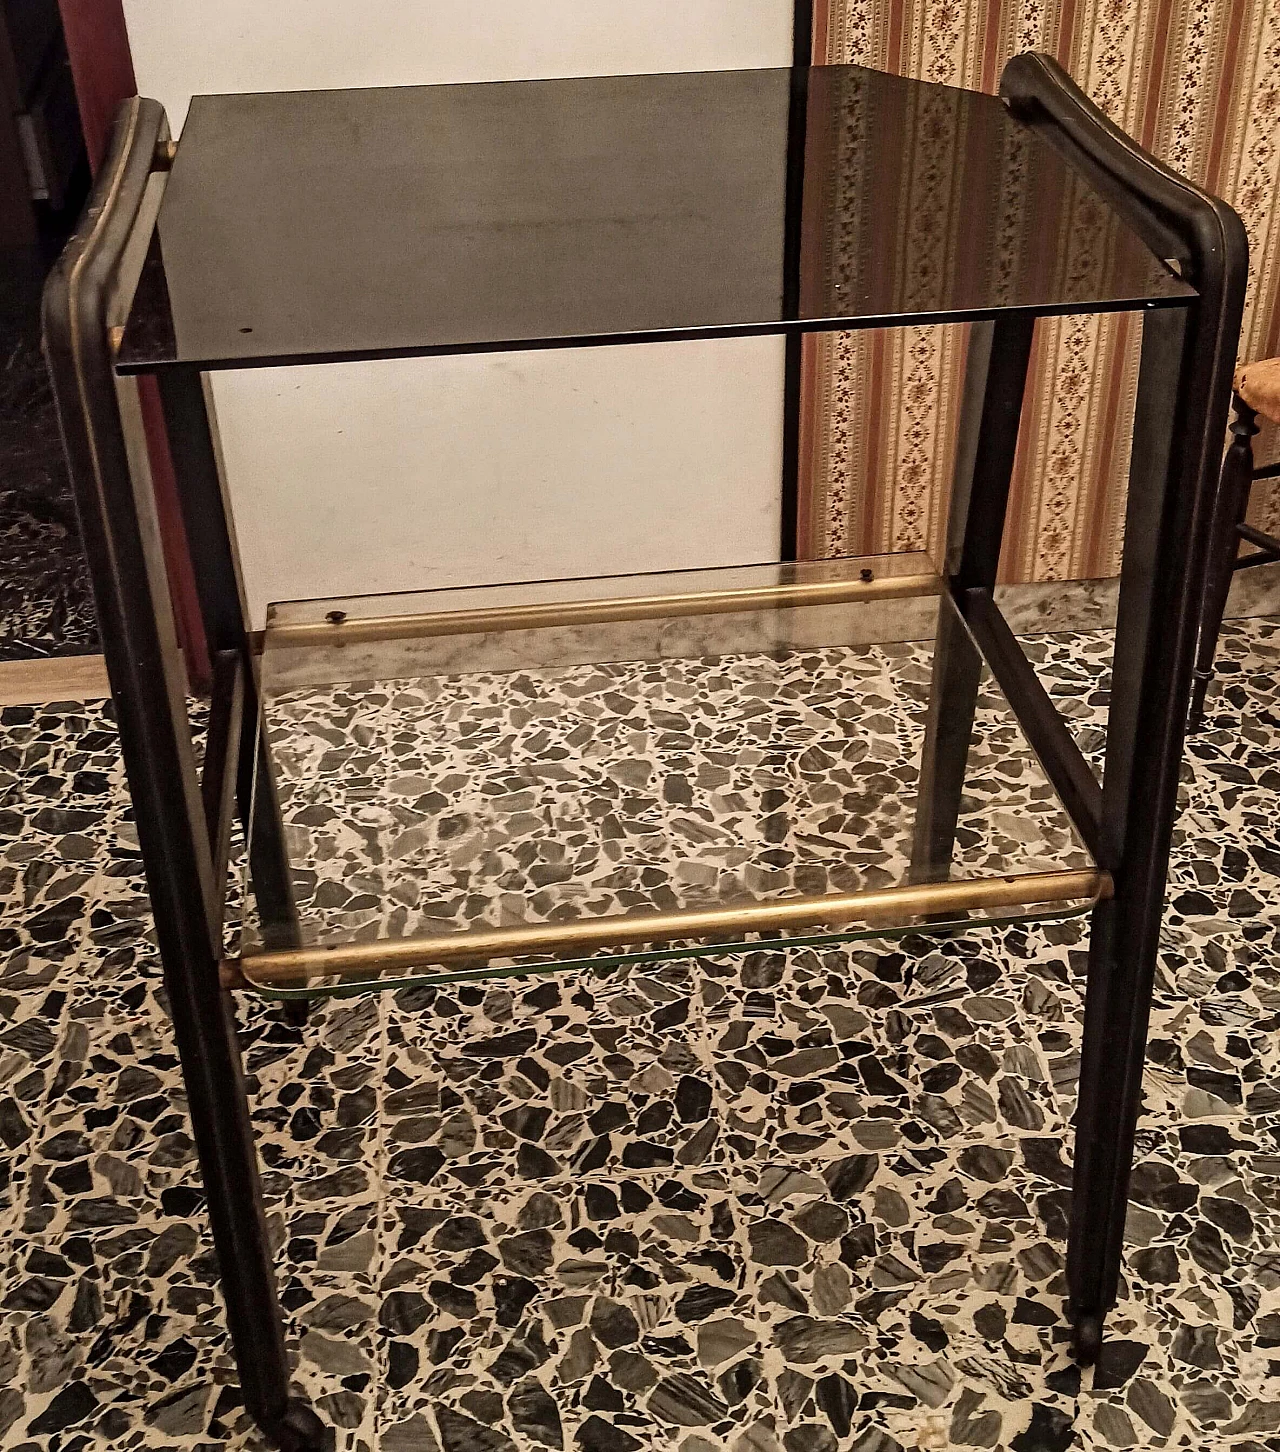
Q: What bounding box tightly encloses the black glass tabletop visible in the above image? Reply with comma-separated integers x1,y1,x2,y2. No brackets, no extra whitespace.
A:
117,64,1194,375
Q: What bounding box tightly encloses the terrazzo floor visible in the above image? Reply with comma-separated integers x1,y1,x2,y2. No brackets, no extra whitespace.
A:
1,618,1279,1451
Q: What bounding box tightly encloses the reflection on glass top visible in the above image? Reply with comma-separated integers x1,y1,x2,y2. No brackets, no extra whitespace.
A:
118,65,1193,373
240,556,1100,996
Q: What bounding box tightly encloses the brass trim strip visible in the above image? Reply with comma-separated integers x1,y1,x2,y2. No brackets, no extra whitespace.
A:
265,572,943,649
233,868,1110,988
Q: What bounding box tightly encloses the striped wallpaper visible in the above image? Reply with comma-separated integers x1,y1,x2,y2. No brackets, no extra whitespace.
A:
801,0,1280,581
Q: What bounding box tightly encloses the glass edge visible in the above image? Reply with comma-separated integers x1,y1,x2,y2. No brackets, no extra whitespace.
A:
242,897,1099,1002
262,550,939,627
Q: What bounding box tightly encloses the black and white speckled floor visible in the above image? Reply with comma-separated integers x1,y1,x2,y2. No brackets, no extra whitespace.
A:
1,619,1279,1452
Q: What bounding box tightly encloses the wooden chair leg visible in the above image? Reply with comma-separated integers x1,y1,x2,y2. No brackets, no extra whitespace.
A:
1189,393,1258,730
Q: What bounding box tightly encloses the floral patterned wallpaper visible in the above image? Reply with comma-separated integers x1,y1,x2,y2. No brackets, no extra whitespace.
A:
801,0,1280,581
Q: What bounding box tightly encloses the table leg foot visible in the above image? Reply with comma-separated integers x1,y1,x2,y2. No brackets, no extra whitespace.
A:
1071,1310,1105,1366
261,1398,332,1452
282,998,310,1028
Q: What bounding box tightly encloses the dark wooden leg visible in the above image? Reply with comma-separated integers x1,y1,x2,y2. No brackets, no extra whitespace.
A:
237,696,305,955
910,315,1035,883
161,931,325,1449
1188,394,1258,730
910,603,983,883
158,370,307,997
115,492,321,1446
1068,307,1202,1359
243,700,309,1027
44,133,326,1439
94,498,319,1444
121,734,321,1451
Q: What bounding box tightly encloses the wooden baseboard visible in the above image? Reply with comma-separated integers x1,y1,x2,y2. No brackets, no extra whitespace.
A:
0,654,111,706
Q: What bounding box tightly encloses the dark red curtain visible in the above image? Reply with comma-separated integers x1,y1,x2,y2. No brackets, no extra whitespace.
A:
58,0,212,691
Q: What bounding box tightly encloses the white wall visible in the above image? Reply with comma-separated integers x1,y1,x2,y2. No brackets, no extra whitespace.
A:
123,2,795,621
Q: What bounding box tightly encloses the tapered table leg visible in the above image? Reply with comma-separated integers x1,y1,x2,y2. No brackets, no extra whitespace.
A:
43,108,326,1434
1068,307,1202,1359
158,369,306,985
911,315,1034,884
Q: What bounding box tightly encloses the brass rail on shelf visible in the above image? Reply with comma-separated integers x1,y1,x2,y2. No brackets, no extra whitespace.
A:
226,868,1110,990
264,571,944,649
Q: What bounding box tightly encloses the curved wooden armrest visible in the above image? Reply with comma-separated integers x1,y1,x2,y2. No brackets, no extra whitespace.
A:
1235,358,1280,424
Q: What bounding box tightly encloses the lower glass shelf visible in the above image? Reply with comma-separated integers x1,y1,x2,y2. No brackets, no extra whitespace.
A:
234,553,1104,998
